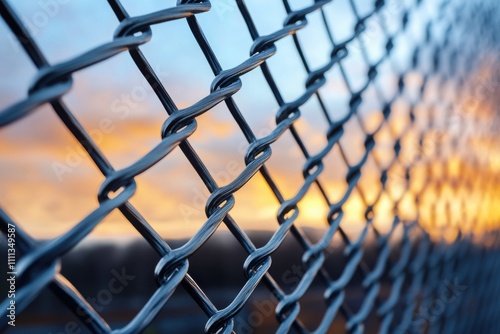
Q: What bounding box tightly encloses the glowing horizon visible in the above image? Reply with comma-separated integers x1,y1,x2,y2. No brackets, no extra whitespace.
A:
1,0,499,246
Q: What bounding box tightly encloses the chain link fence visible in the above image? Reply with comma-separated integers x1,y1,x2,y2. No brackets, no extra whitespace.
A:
1,0,500,333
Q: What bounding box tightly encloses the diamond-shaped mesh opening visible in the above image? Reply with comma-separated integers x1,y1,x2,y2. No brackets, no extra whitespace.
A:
1,0,500,333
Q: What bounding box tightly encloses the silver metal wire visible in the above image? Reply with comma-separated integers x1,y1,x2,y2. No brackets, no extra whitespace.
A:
1,0,500,333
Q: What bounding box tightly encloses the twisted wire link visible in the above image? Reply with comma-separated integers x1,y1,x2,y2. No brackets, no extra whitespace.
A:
1,0,500,333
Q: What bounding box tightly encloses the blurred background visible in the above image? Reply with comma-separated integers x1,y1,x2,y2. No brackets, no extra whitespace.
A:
1,0,500,333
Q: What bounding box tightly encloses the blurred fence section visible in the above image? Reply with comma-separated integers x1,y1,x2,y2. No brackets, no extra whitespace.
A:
1,0,500,333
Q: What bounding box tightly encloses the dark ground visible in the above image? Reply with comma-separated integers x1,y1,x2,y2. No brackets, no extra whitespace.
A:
0,230,449,333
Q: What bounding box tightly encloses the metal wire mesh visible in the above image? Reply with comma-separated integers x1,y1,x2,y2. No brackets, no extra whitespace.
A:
1,0,500,333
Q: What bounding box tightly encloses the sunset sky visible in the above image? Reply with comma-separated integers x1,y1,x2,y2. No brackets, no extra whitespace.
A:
1,0,498,243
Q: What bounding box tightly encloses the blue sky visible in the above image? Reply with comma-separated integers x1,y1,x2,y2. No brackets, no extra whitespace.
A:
0,0,445,240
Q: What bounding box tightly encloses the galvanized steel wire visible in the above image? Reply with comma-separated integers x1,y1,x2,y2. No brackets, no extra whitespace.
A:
1,0,500,333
